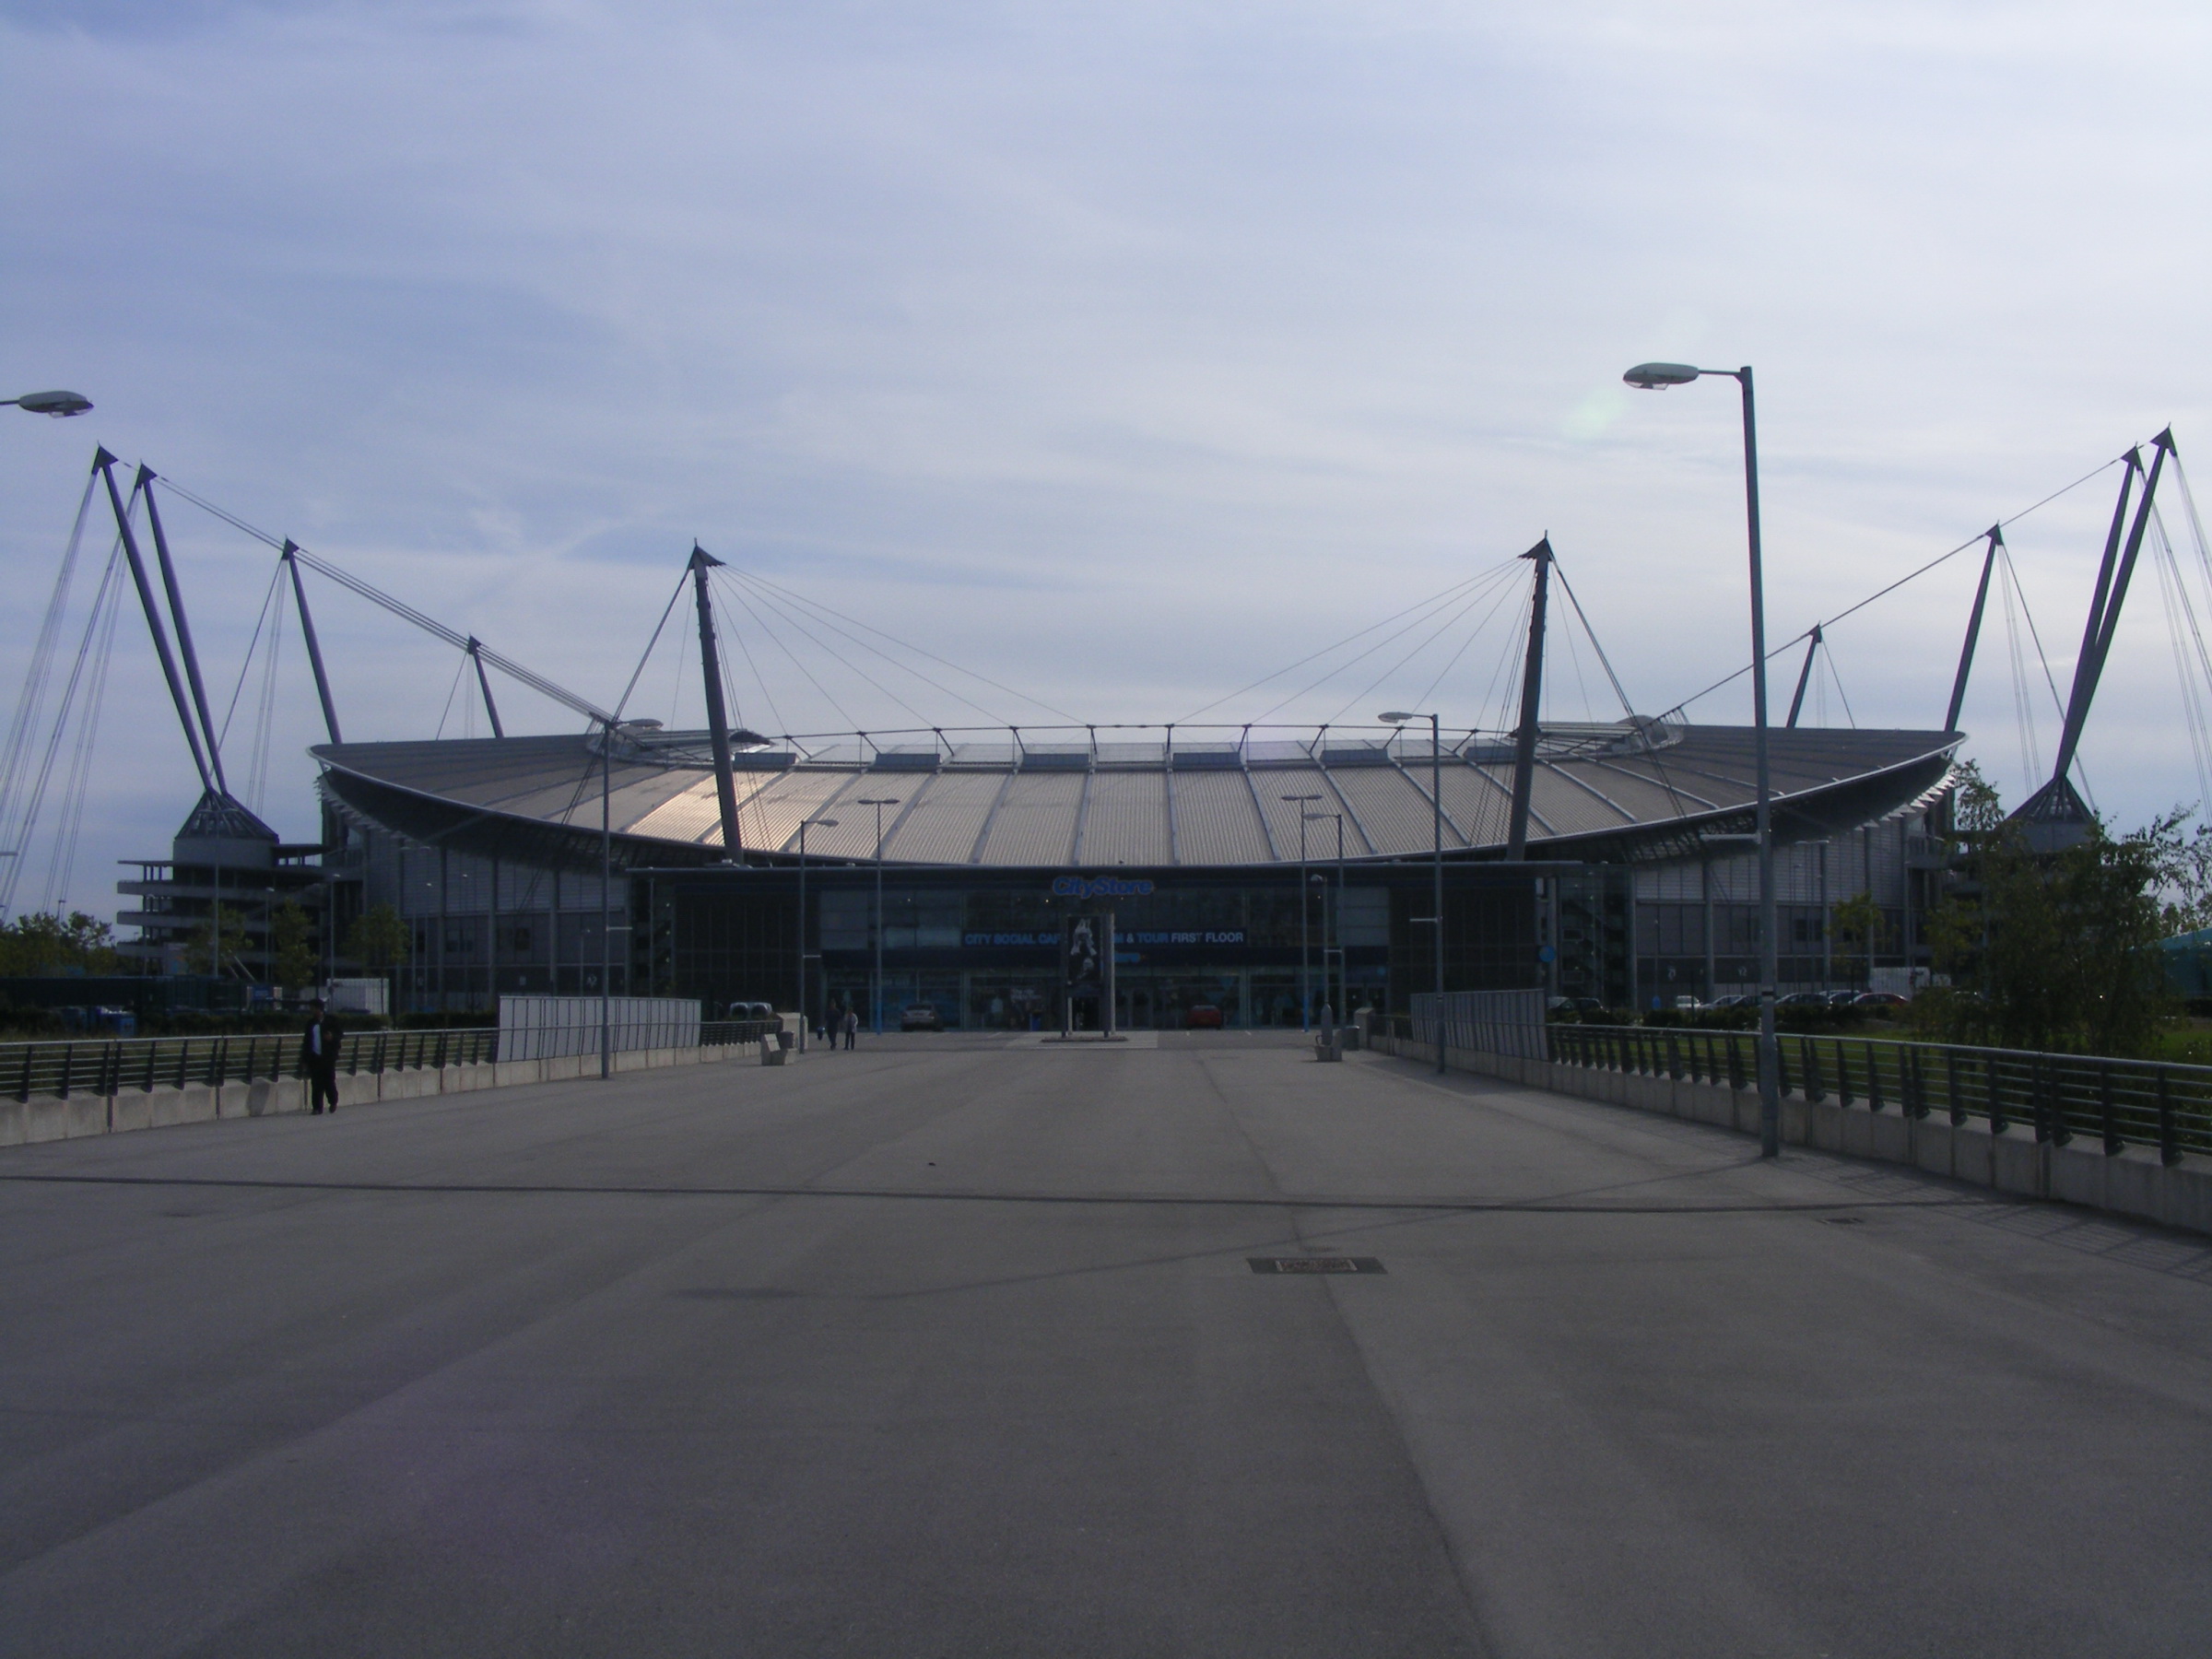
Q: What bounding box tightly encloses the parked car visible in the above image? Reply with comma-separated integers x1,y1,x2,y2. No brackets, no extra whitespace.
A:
1183,1004,1225,1030
1824,990,1860,1008
1699,994,1749,1011
1775,991,1830,1009
1852,991,1909,1008
900,1003,943,1031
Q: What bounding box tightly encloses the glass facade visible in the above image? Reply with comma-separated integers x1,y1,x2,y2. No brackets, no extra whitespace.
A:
637,864,1582,1030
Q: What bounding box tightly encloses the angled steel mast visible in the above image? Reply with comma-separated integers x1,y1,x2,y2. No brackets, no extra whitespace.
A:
2018,429,2175,839
1944,527,2001,735
138,468,228,794
282,541,343,744
688,544,743,858
1784,624,1823,728
94,450,216,796
1506,536,1553,860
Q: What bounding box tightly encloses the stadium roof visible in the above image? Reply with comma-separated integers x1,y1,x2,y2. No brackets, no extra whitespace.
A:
314,721,1960,873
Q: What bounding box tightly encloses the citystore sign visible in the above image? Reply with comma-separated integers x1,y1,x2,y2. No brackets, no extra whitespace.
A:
1051,875,1155,900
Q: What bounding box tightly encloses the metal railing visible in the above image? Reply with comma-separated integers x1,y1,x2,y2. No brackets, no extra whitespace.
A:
1542,1024,2211,1166
3,1017,782,1103
3,1028,495,1103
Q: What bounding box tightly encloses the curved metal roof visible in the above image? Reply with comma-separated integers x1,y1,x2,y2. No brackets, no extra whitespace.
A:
314,721,1960,873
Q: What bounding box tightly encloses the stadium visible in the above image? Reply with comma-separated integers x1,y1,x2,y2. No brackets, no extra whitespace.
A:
308,715,1958,1029
46,450,2186,1031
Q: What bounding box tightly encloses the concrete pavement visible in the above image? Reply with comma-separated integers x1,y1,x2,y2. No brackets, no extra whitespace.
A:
3,1031,2209,1656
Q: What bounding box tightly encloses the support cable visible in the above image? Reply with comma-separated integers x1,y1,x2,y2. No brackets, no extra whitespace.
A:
151,476,614,727
1301,575,1512,727
1661,450,2127,718
719,565,1007,728
42,569,124,914
2149,523,2212,809
217,561,286,749
1998,552,2044,796
1177,560,1517,724
712,569,920,730
1263,561,1523,726
245,575,287,812
0,464,100,911
720,561,1080,724
1550,563,1641,720
715,578,865,735
1406,570,1536,722
610,573,689,724
2,544,124,919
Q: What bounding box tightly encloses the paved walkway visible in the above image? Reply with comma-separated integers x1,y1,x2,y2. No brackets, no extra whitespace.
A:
3,1034,2209,1656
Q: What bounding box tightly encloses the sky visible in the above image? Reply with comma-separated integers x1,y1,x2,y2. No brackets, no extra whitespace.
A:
2,0,2208,922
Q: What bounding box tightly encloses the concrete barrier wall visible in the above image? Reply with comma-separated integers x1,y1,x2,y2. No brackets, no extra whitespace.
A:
1374,1033,2212,1240
0,1039,749,1149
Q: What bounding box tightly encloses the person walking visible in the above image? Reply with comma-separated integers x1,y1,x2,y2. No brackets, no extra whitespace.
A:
841,1006,858,1051
302,996,343,1115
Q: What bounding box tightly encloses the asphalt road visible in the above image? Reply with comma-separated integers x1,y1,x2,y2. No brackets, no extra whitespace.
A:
3,1031,2209,1657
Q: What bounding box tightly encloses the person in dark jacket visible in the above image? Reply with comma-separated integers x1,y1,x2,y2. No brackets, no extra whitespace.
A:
303,997,343,1114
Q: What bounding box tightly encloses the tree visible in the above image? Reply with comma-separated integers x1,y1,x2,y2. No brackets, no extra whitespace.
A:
270,901,320,993
181,905,253,977
0,911,121,977
1923,762,2174,1055
346,902,411,988
1829,890,1889,987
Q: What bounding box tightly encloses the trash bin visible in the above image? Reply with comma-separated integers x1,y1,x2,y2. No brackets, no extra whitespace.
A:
777,1028,794,1051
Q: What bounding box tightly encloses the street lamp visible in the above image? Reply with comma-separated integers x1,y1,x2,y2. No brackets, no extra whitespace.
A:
1305,810,1345,1019
794,817,838,1052
1623,359,1780,1157
1282,793,1323,1028
4,391,92,418
855,797,900,1034
1380,711,1446,1074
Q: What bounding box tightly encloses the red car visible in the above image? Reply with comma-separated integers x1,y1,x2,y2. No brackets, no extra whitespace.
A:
1183,1004,1225,1030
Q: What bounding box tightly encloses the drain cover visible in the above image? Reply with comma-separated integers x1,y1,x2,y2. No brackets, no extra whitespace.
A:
1248,1256,1385,1275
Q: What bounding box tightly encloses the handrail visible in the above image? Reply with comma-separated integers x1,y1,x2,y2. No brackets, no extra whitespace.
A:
2,1019,774,1104
1532,1023,2208,1166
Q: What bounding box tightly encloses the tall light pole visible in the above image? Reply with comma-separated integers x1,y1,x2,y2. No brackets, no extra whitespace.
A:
1306,810,1345,1018
856,797,900,1034
1282,793,1323,1028
600,719,614,1080
1380,712,1445,1074
4,391,92,418
1624,360,1780,1157
794,817,838,1053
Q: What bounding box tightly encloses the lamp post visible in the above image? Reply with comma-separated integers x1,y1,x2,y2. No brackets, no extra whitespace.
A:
855,797,900,1034
4,391,92,418
1380,712,1445,1074
1306,810,1345,1018
1623,360,1780,1157
795,817,838,1053
1282,793,1323,1028
600,718,613,1079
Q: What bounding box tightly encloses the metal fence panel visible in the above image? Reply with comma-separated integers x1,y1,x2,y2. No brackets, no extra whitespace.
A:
1409,990,1549,1061
1497,1023,2212,1167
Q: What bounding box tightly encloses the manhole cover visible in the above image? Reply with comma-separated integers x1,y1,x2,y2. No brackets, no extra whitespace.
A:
1248,1256,1385,1275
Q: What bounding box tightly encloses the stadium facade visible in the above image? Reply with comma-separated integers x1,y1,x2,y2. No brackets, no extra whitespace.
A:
301,718,1959,1027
